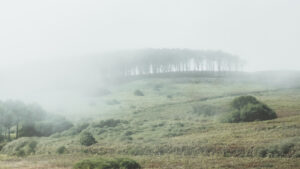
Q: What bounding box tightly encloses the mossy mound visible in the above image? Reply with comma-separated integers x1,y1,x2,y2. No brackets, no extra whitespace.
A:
73,158,141,169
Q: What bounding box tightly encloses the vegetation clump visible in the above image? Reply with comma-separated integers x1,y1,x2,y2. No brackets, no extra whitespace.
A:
56,146,67,154
257,142,296,157
73,158,141,169
80,131,97,146
222,96,277,123
1,139,39,156
134,90,144,96
92,119,128,128
19,118,73,137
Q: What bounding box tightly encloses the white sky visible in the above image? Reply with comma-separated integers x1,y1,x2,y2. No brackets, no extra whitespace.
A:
0,0,299,71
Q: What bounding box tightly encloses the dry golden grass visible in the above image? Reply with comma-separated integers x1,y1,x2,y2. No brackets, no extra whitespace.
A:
0,154,299,169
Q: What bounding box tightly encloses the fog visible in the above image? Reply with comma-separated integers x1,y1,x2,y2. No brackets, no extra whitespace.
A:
0,0,299,117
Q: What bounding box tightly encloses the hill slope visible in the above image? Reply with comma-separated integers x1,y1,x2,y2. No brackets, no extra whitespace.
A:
1,73,300,169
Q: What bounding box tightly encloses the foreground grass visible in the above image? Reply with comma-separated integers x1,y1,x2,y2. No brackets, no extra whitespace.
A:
0,154,299,169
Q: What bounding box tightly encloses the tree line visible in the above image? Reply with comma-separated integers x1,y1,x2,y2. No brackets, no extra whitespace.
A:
0,100,72,142
98,49,245,77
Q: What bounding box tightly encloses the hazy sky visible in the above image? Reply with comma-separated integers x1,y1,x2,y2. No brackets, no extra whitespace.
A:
0,0,299,71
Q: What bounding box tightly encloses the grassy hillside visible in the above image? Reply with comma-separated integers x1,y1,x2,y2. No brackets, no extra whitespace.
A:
1,73,300,168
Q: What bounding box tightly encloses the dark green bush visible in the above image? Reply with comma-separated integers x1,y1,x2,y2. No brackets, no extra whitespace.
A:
231,96,259,110
80,132,97,146
222,96,277,123
239,103,277,122
134,90,144,96
73,158,141,169
56,146,67,154
116,158,141,169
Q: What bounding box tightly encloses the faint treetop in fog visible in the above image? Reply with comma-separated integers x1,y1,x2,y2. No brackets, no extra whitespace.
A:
98,49,245,77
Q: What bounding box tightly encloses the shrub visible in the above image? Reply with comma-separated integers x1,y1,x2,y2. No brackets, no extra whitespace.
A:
23,140,37,155
16,150,25,157
239,103,277,122
80,132,97,146
134,90,144,96
73,158,141,169
231,96,259,110
222,96,277,123
27,140,37,152
56,146,67,154
116,158,141,169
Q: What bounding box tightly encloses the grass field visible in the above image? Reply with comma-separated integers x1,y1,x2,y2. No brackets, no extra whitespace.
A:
1,73,300,169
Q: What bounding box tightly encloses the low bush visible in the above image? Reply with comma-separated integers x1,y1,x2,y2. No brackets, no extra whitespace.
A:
73,158,141,169
16,150,26,157
257,142,296,157
80,132,97,146
222,96,277,123
56,146,67,154
134,90,144,96
231,95,259,110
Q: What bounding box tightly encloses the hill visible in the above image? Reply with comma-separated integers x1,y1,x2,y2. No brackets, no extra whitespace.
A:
0,72,300,169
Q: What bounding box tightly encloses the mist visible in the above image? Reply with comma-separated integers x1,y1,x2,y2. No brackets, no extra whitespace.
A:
0,0,300,116
1,1,300,167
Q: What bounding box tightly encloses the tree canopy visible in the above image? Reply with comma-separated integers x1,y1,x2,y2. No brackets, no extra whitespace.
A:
97,49,245,78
